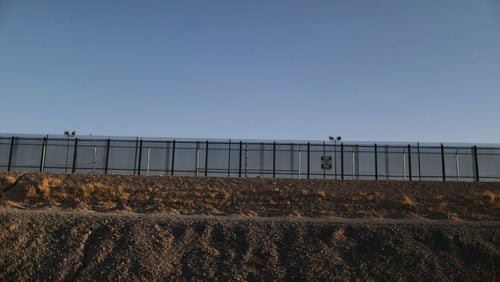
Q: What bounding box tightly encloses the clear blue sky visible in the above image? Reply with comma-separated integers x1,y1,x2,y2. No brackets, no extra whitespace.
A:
0,0,499,143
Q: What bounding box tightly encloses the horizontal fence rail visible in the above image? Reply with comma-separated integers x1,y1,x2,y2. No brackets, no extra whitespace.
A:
0,135,499,182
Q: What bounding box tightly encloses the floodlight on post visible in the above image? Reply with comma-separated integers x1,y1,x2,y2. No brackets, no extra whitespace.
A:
64,130,77,173
328,135,342,179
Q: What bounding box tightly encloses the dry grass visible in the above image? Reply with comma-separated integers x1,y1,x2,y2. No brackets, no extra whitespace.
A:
401,196,416,207
1,173,499,220
37,177,64,198
316,190,326,199
3,175,17,186
482,191,499,205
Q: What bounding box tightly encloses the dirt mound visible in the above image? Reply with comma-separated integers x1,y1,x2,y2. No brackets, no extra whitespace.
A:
0,209,498,281
1,173,499,220
1,173,498,280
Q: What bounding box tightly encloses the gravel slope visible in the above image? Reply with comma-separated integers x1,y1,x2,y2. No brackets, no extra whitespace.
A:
0,209,498,281
0,173,499,281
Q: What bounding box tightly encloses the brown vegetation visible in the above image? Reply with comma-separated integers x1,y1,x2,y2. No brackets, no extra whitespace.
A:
1,172,499,220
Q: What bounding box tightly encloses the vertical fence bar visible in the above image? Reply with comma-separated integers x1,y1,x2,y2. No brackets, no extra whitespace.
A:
456,149,460,181
92,146,97,174
273,141,276,178
39,137,47,172
417,142,421,181
403,152,407,180
473,145,480,182
352,151,355,180
238,141,242,177
65,137,70,173
164,141,170,176
385,145,389,180
7,136,15,172
341,142,344,180
170,140,176,176
407,144,412,181
323,141,326,179
146,147,151,176
259,142,266,176
298,150,301,179
244,143,248,177
133,137,139,175
195,142,200,176
334,143,338,179
441,143,446,182
374,143,378,180
205,140,209,177
72,138,78,173
228,140,231,177
104,138,111,175
354,145,359,180
137,139,143,175
307,142,310,179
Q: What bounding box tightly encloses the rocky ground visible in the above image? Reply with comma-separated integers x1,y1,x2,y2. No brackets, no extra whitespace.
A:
0,173,499,281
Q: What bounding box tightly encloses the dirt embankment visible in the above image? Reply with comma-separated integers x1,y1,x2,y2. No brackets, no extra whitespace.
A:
1,173,499,220
0,173,499,280
0,209,498,281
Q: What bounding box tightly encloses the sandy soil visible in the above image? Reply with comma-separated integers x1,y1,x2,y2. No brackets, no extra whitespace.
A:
0,173,499,281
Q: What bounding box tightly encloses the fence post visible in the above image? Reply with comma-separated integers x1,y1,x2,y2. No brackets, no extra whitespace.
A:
71,138,78,173
205,140,209,177
195,142,200,176
238,141,242,177
385,145,389,180
354,145,359,180
473,145,480,182
441,143,446,182
374,143,378,180
133,137,138,175
228,139,231,177
104,138,111,175
341,142,344,180
137,139,143,175
323,141,326,179
352,150,355,180
307,142,310,179
146,147,151,176
417,142,421,181
334,143,337,179
171,140,176,176
298,149,302,179
273,141,276,178
39,137,47,173
7,136,15,172
244,143,248,177
407,144,412,181
165,141,170,176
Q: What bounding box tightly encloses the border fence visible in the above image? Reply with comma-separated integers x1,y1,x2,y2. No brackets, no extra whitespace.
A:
1,135,499,182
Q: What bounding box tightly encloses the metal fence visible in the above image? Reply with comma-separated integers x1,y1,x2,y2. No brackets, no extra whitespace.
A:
1,135,499,182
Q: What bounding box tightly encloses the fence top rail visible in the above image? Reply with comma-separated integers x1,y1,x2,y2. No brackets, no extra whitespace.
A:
1,134,500,151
